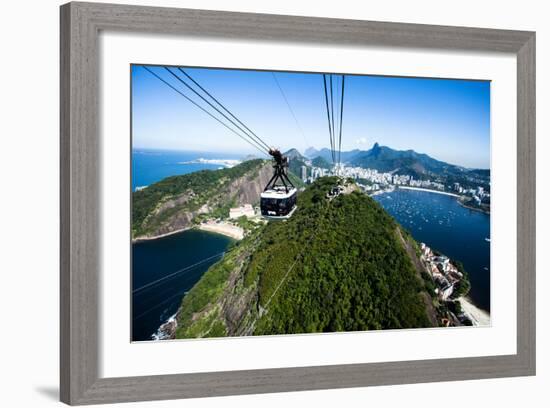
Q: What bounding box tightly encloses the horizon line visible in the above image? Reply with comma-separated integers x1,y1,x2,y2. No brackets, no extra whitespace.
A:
132,145,489,171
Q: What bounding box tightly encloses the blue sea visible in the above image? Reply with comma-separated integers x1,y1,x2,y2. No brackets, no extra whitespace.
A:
373,189,490,312
132,148,243,191
132,230,233,341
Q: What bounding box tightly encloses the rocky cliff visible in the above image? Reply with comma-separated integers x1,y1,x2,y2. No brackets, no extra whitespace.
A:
132,159,272,240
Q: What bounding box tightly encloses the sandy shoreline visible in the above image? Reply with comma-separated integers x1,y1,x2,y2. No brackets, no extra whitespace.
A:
459,296,490,326
198,222,244,240
133,220,245,243
132,227,191,243
368,189,389,197
397,186,461,198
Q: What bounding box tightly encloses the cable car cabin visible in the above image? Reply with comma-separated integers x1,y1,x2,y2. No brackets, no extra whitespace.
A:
260,148,298,220
260,186,297,219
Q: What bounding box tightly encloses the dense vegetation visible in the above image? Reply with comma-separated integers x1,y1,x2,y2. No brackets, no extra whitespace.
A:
450,260,471,299
284,148,309,182
349,142,454,174
286,167,306,188
175,227,264,338
176,176,433,338
253,177,432,333
311,155,332,169
132,159,265,237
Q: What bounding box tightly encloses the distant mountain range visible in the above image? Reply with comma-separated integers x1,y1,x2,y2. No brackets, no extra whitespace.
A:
348,142,463,178
302,142,489,183
304,147,362,164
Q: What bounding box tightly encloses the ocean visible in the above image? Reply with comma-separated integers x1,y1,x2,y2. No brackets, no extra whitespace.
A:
132,148,243,191
132,229,234,341
373,189,491,312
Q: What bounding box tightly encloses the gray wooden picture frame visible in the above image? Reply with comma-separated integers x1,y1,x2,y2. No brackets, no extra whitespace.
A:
60,1,536,405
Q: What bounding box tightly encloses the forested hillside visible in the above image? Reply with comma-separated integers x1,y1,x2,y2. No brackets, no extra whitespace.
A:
132,159,271,239
175,177,434,338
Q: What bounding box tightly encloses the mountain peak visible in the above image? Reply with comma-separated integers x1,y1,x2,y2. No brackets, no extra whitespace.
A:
284,148,306,160
304,146,320,158
371,142,382,157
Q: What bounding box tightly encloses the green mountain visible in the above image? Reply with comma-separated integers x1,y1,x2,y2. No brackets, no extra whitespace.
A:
305,147,361,163
283,148,309,181
349,142,458,178
284,148,307,161
174,177,436,338
304,146,320,158
132,159,272,239
311,155,332,169
352,143,491,190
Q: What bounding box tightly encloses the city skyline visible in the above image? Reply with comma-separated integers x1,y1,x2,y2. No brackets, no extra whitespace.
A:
132,65,491,169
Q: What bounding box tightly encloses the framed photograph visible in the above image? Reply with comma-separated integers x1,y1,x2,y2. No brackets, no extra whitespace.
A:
60,2,535,405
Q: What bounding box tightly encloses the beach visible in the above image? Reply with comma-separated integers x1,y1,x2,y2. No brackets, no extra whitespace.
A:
397,186,461,198
133,220,245,243
459,296,490,326
132,227,191,243
199,221,244,240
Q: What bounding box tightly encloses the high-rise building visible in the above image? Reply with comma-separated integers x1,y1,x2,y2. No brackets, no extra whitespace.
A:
301,165,308,181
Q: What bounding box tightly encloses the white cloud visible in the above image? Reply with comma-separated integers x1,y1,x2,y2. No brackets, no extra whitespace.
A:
355,137,368,145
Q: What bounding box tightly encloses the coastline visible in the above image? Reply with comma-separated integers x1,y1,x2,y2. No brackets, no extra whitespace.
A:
132,227,191,243
395,186,490,215
456,198,490,215
368,189,388,197
459,296,490,326
397,185,460,198
198,221,244,240
133,221,244,243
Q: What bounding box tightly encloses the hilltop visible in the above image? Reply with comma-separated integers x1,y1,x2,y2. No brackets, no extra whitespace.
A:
348,142,459,178
304,146,361,163
283,148,309,183
132,159,271,239
311,155,331,169
174,177,437,338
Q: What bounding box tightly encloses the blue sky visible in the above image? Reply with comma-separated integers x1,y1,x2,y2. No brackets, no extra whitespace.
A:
132,65,490,169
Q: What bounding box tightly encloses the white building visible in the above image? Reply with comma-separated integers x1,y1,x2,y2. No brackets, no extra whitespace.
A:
301,165,308,182
440,284,454,300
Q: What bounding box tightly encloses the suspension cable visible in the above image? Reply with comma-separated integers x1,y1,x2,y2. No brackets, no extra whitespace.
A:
271,72,310,149
330,75,336,164
132,251,226,295
323,74,335,164
338,75,345,167
174,68,272,152
142,66,268,156
133,288,188,322
165,67,271,154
